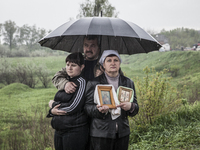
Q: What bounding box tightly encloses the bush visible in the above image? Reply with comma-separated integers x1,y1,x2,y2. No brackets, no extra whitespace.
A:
0,59,16,84
8,49,30,57
15,63,39,88
36,65,52,88
0,58,52,88
131,67,184,125
30,50,49,57
169,65,179,77
0,45,9,57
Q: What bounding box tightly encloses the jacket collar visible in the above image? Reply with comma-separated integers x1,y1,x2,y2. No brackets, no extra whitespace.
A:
98,73,127,86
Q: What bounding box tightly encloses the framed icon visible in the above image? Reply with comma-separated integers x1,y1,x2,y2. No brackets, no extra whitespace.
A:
97,86,116,108
118,86,133,103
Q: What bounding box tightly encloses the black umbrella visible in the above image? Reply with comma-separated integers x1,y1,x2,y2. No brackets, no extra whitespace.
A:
39,17,161,54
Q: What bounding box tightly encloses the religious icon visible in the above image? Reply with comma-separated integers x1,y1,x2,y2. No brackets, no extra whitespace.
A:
118,87,133,103
97,86,116,108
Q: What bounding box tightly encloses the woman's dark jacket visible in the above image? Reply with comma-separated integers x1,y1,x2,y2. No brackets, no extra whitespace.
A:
84,73,139,139
47,75,88,131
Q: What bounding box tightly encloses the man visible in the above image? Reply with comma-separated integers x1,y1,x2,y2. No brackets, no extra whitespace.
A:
52,35,103,93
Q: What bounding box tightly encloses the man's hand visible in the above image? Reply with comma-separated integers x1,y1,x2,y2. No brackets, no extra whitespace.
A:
97,105,109,114
95,65,104,77
51,104,67,115
117,102,131,111
64,82,77,93
95,69,103,77
49,100,55,108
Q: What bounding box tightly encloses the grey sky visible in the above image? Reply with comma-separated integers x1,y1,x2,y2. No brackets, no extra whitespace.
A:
1,0,200,33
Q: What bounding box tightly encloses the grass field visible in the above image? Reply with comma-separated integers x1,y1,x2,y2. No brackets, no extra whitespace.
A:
0,50,200,149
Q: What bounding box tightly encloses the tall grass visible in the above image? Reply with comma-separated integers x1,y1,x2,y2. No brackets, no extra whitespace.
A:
1,109,54,150
0,83,57,149
129,102,200,149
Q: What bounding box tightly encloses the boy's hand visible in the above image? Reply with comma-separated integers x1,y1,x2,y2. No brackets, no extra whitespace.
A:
51,104,67,115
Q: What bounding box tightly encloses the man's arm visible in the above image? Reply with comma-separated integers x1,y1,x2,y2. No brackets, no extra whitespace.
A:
52,68,77,93
52,68,68,90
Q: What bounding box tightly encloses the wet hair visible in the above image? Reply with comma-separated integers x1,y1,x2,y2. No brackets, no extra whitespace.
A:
65,52,84,66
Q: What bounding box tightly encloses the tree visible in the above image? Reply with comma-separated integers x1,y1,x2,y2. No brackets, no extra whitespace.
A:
17,24,31,46
17,24,49,50
0,23,2,44
3,20,18,50
77,0,119,18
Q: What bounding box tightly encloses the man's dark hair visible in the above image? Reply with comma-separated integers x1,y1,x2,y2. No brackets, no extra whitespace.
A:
84,35,101,48
65,52,84,66
85,35,98,40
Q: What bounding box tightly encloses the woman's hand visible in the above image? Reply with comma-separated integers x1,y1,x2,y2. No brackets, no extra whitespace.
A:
117,102,131,111
51,104,67,115
97,105,109,114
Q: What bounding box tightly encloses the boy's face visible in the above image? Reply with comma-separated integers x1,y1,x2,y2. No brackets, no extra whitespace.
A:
66,62,84,78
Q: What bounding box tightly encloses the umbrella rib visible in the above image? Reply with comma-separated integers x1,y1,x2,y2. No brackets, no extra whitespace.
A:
121,37,131,55
122,20,140,38
70,36,81,52
108,18,116,36
135,38,147,53
52,36,65,50
86,18,93,36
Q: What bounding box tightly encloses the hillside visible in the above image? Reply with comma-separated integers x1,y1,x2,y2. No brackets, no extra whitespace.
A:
2,50,200,102
121,51,200,77
121,50,200,102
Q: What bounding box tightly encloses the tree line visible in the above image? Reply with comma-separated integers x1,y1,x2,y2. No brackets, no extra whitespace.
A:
158,28,200,50
0,20,51,51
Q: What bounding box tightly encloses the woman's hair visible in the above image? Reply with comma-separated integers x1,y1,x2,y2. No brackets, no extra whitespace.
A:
65,52,84,66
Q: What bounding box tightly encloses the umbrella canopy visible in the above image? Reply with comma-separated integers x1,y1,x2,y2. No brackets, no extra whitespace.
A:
39,17,161,54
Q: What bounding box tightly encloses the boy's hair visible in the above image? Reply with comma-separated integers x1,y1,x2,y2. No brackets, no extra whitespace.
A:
65,52,84,66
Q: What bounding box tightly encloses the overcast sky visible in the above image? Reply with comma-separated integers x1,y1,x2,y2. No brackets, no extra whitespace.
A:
1,0,200,33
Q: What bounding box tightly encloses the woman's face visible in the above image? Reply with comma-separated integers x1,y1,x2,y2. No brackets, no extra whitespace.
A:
103,56,120,74
66,62,84,78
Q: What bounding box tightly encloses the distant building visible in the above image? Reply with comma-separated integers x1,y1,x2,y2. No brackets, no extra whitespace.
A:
162,43,170,51
155,34,170,51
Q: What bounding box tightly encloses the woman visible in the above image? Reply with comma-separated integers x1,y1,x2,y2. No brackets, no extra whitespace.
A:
84,50,139,150
47,52,89,150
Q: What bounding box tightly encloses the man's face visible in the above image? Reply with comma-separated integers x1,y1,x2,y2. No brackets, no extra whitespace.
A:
83,38,99,60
